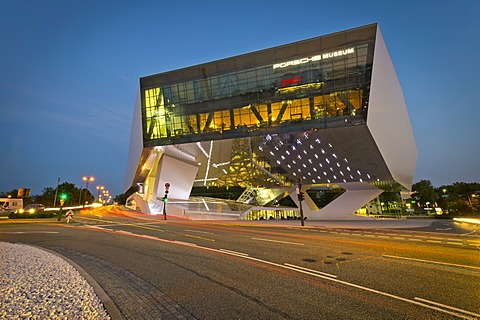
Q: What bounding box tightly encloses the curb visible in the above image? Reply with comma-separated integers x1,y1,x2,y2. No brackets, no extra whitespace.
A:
31,245,124,320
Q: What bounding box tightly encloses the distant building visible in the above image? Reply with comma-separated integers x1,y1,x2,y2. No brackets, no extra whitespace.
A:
125,23,417,219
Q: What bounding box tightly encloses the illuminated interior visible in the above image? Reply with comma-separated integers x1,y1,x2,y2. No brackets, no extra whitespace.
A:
141,40,371,147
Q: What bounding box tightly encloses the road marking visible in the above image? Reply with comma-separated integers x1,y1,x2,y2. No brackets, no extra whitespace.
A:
284,263,337,278
183,234,215,242
382,255,480,271
426,240,442,243
219,249,250,256
251,237,305,246
0,231,59,234
173,240,197,246
414,297,480,319
184,229,214,234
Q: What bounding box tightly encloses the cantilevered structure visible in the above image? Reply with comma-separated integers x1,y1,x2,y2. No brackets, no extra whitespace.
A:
125,23,417,219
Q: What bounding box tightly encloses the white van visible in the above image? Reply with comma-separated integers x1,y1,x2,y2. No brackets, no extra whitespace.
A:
0,198,24,212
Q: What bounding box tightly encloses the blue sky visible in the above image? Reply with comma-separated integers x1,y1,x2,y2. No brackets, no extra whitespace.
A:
1,0,479,197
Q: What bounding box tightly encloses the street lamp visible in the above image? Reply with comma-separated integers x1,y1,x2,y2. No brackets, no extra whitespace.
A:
96,185,105,202
79,176,95,206
101,189,110,204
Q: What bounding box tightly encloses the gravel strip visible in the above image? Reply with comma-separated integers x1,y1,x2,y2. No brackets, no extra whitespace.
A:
0,242,110,319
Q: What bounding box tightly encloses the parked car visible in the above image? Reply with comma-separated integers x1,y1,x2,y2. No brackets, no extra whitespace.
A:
21,204,45,213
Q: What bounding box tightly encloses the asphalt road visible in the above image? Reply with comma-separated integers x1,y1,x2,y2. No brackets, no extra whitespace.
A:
1,207,479,319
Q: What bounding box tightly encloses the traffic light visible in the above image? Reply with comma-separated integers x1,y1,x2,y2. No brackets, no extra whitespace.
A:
298,192,305,202
60,193,68,206
163,182,170,202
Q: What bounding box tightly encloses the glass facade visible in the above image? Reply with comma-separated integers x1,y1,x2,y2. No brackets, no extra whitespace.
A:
140,27,375,148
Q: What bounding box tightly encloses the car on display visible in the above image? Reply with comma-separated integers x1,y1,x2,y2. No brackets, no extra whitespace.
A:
20,204,45,214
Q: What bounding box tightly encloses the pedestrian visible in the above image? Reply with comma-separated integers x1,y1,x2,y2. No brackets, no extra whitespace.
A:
66,209,74,223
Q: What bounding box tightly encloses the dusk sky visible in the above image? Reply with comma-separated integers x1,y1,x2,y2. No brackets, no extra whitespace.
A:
1,1,479,197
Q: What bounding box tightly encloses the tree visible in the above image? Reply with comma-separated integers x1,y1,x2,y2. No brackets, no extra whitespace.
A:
0,189,19,198
30,182,93,207
411,180,438,207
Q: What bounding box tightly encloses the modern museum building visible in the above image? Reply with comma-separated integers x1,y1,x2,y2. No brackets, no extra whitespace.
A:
124,23,417,220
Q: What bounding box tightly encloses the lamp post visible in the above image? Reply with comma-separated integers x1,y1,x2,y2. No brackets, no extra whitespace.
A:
296,178,305,226
80,176,94,207
102,190,110,205
53,178,60,208
96,185,105,202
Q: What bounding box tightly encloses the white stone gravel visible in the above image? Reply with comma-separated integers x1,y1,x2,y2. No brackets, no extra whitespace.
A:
0,242,110,319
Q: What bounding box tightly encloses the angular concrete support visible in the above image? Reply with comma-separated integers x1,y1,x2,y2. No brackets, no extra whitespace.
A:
292,182,383,220
153,154,199,201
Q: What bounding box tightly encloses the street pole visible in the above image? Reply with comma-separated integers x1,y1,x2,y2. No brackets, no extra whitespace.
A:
53,178,60,208
163,182,170,220
296,178,305,226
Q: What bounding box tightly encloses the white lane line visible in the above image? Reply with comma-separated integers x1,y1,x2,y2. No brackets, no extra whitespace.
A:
426,240,442,243
219,249,250,256
382,255,480,271
284,263,337,278
0,231,59,234
251,237,305,246
173,240,197,246
414,297,480,319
